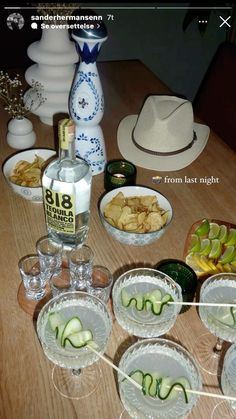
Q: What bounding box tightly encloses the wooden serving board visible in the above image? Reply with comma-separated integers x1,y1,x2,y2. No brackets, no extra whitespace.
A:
17,282,52,318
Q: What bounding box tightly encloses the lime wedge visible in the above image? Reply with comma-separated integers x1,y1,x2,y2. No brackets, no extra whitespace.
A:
195,219,210,236
231,255,236,266
189,234,201,252
208,239,222,259
225,229,236,246
218,224,228,244
219,246,236,264
199,238,212,256
208,222,220,240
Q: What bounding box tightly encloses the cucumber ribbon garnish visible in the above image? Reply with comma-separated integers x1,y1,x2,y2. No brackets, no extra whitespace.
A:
123,369,190,403
121,288,174,315
48,312,98,349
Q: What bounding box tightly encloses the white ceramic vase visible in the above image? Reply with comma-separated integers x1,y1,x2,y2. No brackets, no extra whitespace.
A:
7,117,36,149
25,26,78,126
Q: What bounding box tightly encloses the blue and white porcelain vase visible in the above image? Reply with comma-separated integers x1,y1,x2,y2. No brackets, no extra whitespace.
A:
69,11,108,175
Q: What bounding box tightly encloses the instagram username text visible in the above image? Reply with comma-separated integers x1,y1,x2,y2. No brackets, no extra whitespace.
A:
31,14,103,30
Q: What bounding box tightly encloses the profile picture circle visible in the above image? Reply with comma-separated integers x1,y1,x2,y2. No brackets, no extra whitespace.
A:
7,13,24,30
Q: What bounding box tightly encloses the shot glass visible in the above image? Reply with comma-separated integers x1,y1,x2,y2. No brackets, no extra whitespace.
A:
36,236,63,277
50,268,75,297
18,255,48,300
87,265,113,304
69,245,94,290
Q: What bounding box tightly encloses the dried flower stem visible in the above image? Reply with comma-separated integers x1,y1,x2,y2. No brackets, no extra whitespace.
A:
0,71,46,118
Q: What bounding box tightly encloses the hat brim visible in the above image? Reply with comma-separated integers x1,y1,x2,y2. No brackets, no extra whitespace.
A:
117,115,210,171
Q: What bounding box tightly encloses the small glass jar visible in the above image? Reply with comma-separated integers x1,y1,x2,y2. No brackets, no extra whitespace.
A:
155,259,198,312
104,159,136,191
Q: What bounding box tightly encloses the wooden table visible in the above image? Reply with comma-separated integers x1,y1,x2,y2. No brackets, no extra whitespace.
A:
1,60,236,419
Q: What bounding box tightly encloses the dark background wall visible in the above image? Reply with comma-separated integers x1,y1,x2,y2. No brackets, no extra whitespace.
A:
0,2,229,101
95,4,228,100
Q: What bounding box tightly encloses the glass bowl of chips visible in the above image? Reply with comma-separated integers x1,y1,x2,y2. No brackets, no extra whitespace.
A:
98,186,173,246
3,148,56,203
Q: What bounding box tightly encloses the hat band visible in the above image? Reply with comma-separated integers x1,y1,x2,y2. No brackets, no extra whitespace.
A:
132,131,197,156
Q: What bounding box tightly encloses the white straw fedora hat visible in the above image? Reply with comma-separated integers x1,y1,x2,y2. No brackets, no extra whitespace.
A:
117,95,210,171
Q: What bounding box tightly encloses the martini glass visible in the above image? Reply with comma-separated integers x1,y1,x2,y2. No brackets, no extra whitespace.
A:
211,344,236,418
118,338,202,419
112,268,182,338
37,291,112,399
195,273,236,375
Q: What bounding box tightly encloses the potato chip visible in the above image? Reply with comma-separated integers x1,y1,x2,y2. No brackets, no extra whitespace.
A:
117,206,132,230
110,191,126,207
105,217,116,227
146,212,165,232
104,204,122,224
127,197,140,207
103,192,169,233
9,155,47,187
140,195,156,206
137,212,146,225
124,222,139,231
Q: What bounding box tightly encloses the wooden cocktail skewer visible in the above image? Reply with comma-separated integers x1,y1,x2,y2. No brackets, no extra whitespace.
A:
155,301,236,308
88,344,141,390
88,344,236,402
181,388,236,402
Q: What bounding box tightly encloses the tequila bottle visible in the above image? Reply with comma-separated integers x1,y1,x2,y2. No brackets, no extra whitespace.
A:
42,119,92,247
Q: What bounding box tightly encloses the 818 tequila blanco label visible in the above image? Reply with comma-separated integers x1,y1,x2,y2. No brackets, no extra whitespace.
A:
43,187,76,234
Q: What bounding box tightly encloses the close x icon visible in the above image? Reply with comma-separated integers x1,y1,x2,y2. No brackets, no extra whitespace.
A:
219,15,231,28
